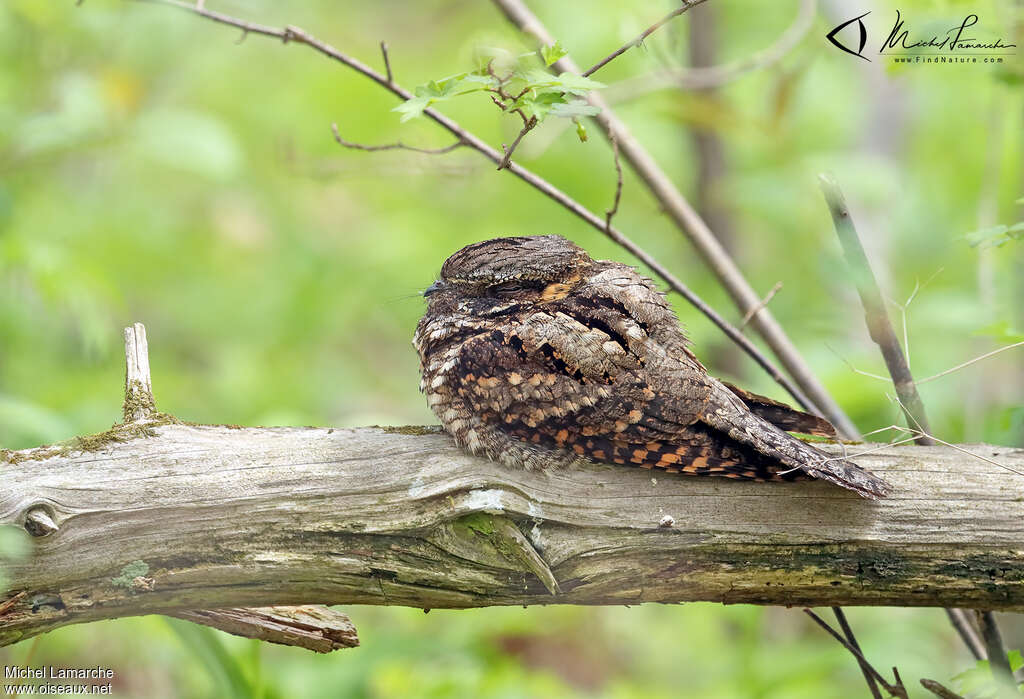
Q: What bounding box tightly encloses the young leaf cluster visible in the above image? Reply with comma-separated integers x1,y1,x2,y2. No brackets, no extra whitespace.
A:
394,42,602,142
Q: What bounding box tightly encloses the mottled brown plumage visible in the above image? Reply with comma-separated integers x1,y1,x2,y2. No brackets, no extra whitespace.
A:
413,235,890,499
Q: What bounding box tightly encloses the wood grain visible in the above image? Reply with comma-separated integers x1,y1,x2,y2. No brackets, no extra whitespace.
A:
2,425,1023,646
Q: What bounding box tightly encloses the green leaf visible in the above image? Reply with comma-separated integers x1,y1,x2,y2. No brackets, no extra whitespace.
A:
392,95,432,122
549,100,601,118
517,69,604,97
549,71,605,95
394,73,501,122
951,659,994,695
1010,649,1023,673
541,41,568,66
459,73,501,89
512,92,564,120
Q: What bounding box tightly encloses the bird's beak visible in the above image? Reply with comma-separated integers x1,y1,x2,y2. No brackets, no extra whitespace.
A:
423,280,445,297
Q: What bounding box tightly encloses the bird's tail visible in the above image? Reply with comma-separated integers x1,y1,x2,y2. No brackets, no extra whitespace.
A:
704,387,891,499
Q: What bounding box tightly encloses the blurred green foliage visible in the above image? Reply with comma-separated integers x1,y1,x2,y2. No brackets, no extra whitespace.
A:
1,0,1022,696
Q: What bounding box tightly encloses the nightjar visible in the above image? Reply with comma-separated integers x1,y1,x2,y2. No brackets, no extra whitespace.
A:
413,235,890,499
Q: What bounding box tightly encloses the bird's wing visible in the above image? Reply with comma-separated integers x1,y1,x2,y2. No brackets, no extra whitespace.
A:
451,311,807,481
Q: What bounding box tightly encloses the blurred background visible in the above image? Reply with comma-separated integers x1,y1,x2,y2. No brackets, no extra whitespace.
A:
1,0,1021,696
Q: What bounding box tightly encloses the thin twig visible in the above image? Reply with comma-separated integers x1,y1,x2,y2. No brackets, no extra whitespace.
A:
487,60,538,170
918,341,1024,385
492,0,860,439
919,679,966,699
884,403,1024,479
832,607,883,699
380,41,393,83
609,0,816,96
581,0,709,78
331,123,463,154
831,340,1024,388
975,610,1014,689
803,610,907,698
605,133,622,231
945,608,986,661
136,0,819,416
529,0,815,143
497,117,538,170
819,173,933,445
739,281,782,329
827,343,895,382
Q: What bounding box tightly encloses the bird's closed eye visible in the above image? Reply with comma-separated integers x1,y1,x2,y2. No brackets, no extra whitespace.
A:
489,281,540,296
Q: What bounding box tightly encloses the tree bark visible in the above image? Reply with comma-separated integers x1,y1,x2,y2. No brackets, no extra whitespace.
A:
3,423,1023,647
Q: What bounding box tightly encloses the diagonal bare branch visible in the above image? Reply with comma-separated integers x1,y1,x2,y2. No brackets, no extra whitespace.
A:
832,606,883,699
975,610,1014,690
945,608,986,661
819,173,933,445
803,609,907,698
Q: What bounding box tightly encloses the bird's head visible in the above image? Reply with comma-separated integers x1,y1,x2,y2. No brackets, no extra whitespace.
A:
423,235,592,316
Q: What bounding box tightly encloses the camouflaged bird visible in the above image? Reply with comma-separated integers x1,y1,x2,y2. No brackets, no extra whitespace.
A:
413,235,890,499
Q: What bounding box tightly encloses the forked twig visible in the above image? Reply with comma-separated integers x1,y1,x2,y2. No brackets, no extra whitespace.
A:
611,0,816,99
581,0,709,78
497,117,538,170
803,609,908,698
331,123,464,154
380,41,393,83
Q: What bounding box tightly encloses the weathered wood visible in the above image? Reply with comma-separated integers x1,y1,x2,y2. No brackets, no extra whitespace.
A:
115,322,353,650
168,606,358,652
1,424,1023,646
